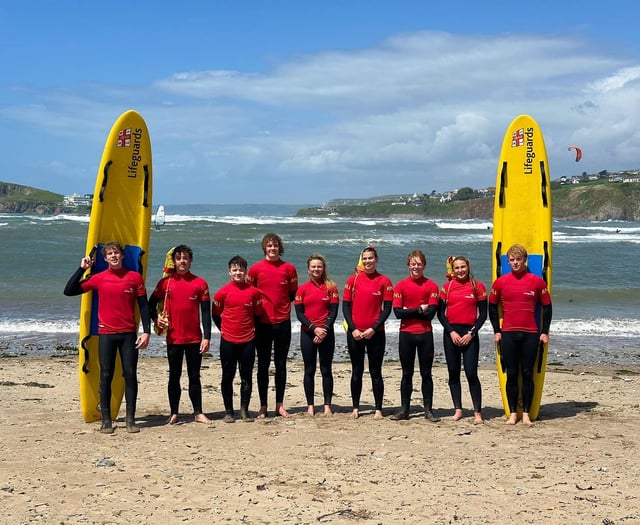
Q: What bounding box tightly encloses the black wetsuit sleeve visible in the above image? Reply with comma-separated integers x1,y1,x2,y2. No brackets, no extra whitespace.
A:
393,306,421,319
212,313,222,331
372,300,392,331
295,303,314,331
289,290,296,303
137,295,151,334
342,300,354,332
326,303,339,330
488,302,500,333
201,299,212,339
437,299,455,334
421,304,437,322
541,303,552,334
63,267,86,296
148,294,159,322
468,299,488,336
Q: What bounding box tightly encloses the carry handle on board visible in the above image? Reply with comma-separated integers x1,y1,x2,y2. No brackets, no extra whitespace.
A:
498,162,507,208
537,341,545,374
540,161,548,208
80,245,99,374
99,161,151,208
494,241,502,278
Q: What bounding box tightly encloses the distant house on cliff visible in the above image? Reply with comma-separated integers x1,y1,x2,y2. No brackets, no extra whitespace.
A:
63,193,93,207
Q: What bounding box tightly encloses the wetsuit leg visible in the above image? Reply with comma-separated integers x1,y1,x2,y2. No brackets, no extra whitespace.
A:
415,331,435,411
398,332,416,411
118,333,139,420
183,343,204,415
443,331,463,409
237,340,255,411
519,332,539,413
220,338,238,414
255,322,274,407
501,331,539,413
166,344,185,415
318,331,335,406
347,333,366,409
272,320,292,404
366,331,386,412
300,330,317,406
461,335,482,413
98,334,118,421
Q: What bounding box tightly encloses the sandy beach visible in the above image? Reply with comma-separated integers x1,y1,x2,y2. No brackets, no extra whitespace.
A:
1,355,639,524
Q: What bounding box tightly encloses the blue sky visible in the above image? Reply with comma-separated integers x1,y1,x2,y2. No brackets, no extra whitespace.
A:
1,1,639,205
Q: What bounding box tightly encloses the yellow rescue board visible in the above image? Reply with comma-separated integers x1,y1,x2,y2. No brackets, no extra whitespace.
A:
78,110,152,422
491,114,552,421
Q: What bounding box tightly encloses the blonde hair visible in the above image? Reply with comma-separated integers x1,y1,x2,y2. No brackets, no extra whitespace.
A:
307,253,336,289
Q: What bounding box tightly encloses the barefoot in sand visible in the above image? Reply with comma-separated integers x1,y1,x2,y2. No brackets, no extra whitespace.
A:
307,405,315,417
257,406,268,419
276,403,291,418
473,412,484,425
351,408,360,419
323,405,332,417
167,414,179,425
505,413,518,425
374,410,384,420
521,412,534,427
195,413,212,424
451,409,464,421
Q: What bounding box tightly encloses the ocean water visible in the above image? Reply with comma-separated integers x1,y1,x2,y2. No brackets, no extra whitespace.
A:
1,205,638,366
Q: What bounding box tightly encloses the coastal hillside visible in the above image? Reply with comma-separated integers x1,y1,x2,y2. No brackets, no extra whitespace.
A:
296,180,640,221
0,181,66,214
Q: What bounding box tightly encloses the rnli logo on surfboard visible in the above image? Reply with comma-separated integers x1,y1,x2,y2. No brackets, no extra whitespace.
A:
117,128,132,148
511,128,524,147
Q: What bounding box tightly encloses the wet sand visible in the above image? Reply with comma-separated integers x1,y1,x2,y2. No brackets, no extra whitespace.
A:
1,356,639,524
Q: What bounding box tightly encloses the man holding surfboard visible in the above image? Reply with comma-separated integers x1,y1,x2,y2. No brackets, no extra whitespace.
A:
488,244,552,426
64,241,151,434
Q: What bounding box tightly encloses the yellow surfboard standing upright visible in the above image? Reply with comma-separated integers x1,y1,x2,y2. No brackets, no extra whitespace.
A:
78,110,152,422
491,114,552,421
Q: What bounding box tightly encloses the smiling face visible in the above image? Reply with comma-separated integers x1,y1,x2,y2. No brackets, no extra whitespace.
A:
228,263,246,283
173,251,192,274
361,249,377,273
408,256,425,279
452,258,469,281
264,241,281,261
103,247,123,270
308,258,325,282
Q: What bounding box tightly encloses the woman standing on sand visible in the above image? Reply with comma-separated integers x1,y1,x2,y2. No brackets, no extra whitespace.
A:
294,254,340,417
342,246,394,420
437,255,487,425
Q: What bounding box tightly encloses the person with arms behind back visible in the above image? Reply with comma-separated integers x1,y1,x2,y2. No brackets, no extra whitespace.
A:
64,241,151,434
294,253,340,417
248,233,298,419
488,244,552,426
437,255,487,425
149,245,213,426
342,246,393,420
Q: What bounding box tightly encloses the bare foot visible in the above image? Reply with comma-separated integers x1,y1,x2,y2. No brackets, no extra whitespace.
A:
307,405,315,417
276,403,291,418
195,413,213,424
451,409,464,421
473,412,484,425
167,414,179,425
505,413,518,425
257,406,268,419
351,409,359,419
374,410,384,420
521,413,534,427
323,405,333,417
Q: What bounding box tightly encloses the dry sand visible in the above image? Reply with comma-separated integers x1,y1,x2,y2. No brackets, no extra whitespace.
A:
1,355,639,524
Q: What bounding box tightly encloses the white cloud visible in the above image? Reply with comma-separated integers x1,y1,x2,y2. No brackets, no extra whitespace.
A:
2,31,639,203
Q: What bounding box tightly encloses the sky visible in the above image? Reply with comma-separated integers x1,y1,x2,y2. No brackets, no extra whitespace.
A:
1,1,639,206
